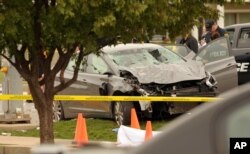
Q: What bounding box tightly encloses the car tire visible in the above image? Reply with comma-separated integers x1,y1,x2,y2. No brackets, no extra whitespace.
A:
113,101,134,126
53,101,65,122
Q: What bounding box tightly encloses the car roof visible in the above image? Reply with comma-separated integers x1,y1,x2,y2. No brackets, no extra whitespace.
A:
101,43,163,53
224,23,250,29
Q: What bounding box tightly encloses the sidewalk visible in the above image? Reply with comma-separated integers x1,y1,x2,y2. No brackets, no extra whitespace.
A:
0,136,72,154
0,120,75,154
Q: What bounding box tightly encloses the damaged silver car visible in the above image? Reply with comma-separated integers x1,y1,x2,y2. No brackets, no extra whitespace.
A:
166,37,238,93
53,43,217,125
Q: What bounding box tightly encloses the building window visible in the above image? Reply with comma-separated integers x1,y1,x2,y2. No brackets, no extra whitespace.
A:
225,13,236,26
225,13,250,26
239,13,250,23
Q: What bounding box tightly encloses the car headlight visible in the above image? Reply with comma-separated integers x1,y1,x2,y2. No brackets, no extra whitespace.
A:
205,72,217,87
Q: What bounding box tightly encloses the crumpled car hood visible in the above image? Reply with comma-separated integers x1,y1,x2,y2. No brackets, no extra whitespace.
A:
120,60,206,84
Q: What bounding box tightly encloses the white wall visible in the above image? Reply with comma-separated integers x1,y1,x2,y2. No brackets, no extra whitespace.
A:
217,5,225,28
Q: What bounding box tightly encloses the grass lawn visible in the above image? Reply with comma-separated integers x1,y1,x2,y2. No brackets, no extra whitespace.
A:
0,118,170,142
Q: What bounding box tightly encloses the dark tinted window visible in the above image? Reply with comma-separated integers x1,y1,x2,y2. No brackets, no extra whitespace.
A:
237,28,250,48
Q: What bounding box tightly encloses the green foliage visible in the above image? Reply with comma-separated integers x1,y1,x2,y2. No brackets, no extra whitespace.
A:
0,0,245,53
0,119,169,141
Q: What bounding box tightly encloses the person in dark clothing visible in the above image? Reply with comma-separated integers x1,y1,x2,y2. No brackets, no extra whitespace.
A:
211,31,221,40
179,33,199,53
203,19,227,43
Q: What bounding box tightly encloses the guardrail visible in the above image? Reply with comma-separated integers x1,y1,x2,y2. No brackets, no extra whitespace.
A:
0,95,220,102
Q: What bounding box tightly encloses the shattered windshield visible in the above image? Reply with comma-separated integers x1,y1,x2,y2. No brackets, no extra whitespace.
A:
153,47,186,63
107,46,185,67
108,48,159,67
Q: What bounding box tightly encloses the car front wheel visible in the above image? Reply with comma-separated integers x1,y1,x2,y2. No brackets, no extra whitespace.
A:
53,101,65,122
113,101,134,126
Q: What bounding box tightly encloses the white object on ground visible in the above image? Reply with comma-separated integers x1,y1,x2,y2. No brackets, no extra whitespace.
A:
117,125,161,147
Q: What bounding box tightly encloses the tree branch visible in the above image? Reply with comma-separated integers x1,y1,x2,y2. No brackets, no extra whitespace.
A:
0,53,16,67
44,47,55,76
51,0,56,6
43,0,49,13
59,55,70,84
51,44,77,76
47,45,78,93
14,44,31,80
53,47,84,95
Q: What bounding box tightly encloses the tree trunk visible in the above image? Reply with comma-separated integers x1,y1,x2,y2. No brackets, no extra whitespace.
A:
28,78,55,144
36,98,54,143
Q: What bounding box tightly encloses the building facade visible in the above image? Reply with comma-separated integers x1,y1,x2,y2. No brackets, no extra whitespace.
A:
224,2,250,26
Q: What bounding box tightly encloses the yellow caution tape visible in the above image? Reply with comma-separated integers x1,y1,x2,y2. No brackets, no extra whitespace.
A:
0,95,220,102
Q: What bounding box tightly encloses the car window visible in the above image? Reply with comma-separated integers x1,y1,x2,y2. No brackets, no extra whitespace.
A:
165,45,190,57
66,55,87,72
66,59,76,72
226,28,235,46
195,37,229,63
237,28,250,48
157,47,186,64
85,54,109,74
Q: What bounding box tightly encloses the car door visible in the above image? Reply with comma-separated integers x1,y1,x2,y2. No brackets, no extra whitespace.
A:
195,37,238,93
60,54,114,118
231,27,250,85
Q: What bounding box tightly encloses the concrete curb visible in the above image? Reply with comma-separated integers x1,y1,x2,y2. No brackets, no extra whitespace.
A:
0,123,38,131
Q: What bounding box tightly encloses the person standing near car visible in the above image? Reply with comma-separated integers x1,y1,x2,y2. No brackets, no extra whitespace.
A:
179,32,199,53
203,19,227,43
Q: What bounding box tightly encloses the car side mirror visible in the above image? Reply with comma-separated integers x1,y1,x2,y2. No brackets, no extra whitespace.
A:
99,82,109,96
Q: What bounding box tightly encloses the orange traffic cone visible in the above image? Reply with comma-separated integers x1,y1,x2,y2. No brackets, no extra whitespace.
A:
74,113,83,142
130,108,140,129
74,113,89,146
144,121,152,141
